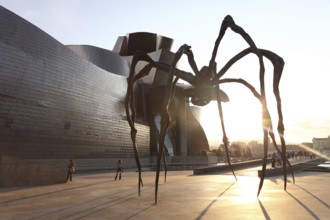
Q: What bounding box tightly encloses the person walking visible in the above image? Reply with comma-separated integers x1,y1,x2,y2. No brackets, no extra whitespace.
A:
115,159,123,180
67,159,75,182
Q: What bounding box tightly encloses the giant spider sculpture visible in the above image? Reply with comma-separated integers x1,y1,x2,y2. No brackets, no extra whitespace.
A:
125,15,294,204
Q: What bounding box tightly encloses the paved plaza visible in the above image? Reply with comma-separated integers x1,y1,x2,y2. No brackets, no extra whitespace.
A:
0,166,329,220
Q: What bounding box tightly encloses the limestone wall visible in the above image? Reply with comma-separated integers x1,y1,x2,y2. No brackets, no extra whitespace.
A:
0,155,67,186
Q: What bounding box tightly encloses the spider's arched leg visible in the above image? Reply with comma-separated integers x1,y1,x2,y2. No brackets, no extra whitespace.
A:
209,15,265,86
154,45,192,204
154,106,171,204
214,84,237,180
218,77,294,192
153,115,168,183
125,51,159,196
162,76,180,184
213,47,291,195
125,80,141,194
209,16,269,192
261,49,290,188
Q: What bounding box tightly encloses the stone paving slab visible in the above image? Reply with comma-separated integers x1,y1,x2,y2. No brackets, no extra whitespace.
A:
0,168,329,220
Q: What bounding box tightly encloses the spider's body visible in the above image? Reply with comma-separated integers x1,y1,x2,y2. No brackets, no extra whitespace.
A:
125,15,293,204
189,66,215,106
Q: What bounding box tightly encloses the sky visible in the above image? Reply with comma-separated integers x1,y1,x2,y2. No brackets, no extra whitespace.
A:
1,0,330,146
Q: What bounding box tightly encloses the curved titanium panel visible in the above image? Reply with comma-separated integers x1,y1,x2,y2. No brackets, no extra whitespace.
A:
0,6,150,160
114,32,173,56
186,106,210,155
67,45,130,76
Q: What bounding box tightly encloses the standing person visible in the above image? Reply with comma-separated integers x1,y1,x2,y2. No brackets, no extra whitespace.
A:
115,159,123,180
271,152,276,168
67,159,75,182
275,151,282,167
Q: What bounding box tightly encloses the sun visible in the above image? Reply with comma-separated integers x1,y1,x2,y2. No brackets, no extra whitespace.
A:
200,92,264,148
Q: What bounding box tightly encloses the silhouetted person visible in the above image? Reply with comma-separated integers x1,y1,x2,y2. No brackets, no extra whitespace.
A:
276,152,282,167
271,153,276,168
115,159,123,180
67,159,75,182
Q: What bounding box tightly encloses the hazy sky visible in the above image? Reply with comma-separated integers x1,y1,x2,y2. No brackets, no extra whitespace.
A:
1,0,330,144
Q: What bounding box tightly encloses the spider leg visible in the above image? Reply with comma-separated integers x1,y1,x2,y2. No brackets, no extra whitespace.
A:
268,132,294,185
218,78,294,185
127,48,197,203
184,46,199,76
160,77,179,185
129,65,155,190
162,150,167,182
215,46,292,194
154,94,172,204
209,16,264,74
125,51,159,196
261,49,290,188
214,84,237,180
154,45,193,204
210,16,269,196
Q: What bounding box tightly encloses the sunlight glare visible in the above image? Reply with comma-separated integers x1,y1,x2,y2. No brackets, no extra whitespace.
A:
200,94,263,148
298,143,330,160
230,176,269,204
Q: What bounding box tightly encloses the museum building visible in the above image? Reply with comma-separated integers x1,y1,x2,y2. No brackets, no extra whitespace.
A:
0,6,211,178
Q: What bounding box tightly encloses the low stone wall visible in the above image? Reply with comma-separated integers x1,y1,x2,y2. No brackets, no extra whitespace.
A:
33,158,151,173
0,156,153,186
257,158,327,177
150,156,218,171
0,155,67,187
193,158,269,175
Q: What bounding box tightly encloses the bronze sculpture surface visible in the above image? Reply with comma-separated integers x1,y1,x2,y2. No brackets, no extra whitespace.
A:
125,15,293,204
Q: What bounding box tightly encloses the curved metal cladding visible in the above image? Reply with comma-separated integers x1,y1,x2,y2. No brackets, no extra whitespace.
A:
186,107,209,155
0,6,150,160
66,45,130,77
114,32,211,156
113,32,173,56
